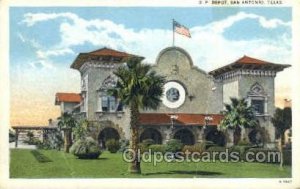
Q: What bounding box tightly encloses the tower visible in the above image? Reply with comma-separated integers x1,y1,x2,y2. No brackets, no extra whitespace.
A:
209,55,291,148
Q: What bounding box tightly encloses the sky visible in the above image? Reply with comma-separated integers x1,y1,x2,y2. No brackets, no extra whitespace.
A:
10,7,292,126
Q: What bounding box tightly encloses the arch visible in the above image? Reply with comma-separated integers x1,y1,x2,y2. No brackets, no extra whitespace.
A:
248,82,266,96
205,128,226,147
99,75,117,91
155,46,207,75
139,128,162,144
155,46,194,67
173,128,195,145
98,127,120,149
248,128,265,147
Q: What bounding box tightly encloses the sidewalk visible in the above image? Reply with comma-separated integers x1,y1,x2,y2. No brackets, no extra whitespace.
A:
9,141,37,149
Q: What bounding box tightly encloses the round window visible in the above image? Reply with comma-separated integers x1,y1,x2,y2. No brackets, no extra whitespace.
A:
162,81,186,108
166,88,180,102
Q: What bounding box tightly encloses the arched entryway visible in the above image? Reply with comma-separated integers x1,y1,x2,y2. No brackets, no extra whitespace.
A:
174,129,195,145
248,128,264,146
139,128,162,144
205,129,226,146
98,127,120,149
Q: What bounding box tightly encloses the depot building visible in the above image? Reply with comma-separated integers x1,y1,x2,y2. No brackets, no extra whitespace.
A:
54,46,290,148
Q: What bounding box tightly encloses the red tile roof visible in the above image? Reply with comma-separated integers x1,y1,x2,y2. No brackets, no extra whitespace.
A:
89,47,135,58
55,93,81,105
209,55,291,76
139,113,224,126
71,47,144,70
234,55,273,65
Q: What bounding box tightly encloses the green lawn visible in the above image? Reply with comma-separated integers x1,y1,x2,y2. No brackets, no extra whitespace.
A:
10,149,291,178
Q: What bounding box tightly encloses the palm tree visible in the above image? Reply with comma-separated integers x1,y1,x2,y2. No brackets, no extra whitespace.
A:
58,112,77,153
220,98,258,145
109,57,165,174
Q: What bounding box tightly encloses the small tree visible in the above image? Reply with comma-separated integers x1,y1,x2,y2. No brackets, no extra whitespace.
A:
27,131,34,143
73,119,89,141
220,98,258,144
272,107,292,141
58,112,77,153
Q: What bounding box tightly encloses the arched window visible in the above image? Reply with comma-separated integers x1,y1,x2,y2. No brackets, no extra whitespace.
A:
98,75,123,112
247,83,267,115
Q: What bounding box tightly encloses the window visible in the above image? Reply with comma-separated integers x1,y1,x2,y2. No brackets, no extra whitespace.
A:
251,99,264,115
81,93,87,112
101,96,109,111
101,96,117,112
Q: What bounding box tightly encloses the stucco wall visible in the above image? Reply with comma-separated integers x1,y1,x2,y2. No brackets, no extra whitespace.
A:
238,76,275,116
148,47,222,114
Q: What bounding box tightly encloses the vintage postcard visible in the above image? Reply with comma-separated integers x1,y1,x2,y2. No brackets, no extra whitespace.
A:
0,0,299,188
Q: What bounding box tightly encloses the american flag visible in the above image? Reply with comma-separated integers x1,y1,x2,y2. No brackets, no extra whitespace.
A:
173,20,191,38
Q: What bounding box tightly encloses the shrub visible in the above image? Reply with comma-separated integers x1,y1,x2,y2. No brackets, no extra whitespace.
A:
182,143,206,154
231,145,252,156
165,139,183,153
28,138,42,145
282,149,292,165
246,148,280,163
142,139,155,146
139,139,155,153
237,139,251,146
204,140,217,150
70,137,101,159
206,146,227,152
205,146,228,160
148,144,166,154
118,139,129,152
27,131,34,142
106,139,120,153
182,143,206,158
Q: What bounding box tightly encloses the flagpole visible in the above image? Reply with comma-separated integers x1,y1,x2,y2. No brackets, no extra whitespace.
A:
172,19,175,46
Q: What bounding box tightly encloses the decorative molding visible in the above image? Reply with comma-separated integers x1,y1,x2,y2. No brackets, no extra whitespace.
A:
79,62,124,72
99,75,117,91
248,82,267,96
215,69,277,81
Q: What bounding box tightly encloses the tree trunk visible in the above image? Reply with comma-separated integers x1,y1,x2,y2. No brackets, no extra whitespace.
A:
64,129,72,153
279,134,283,169
128,100,141,174
234,126,241,145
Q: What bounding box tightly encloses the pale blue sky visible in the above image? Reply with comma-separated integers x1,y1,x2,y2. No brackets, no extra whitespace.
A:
10,7,291,68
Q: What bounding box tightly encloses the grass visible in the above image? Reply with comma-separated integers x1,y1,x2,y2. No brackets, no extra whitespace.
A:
10,149,291,178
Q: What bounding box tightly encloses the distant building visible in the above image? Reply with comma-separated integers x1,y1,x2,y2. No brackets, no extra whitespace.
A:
55,46,290,148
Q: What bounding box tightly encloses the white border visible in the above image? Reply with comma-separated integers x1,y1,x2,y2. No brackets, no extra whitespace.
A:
162,81,186,109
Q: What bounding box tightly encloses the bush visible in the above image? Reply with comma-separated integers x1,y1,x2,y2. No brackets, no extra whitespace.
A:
142,139,155,146
282,149,292,165
206,146,227,152
148,144,166,154
118,139,129,152
246,148,280,163
106,139,120,153
182,143,206,154
204,140,217,150
37,142,52,150
28,138,42,145
237,139,251,146
139,139,155,153
230,145,253,159
70,137,101,159
165,139,183,153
